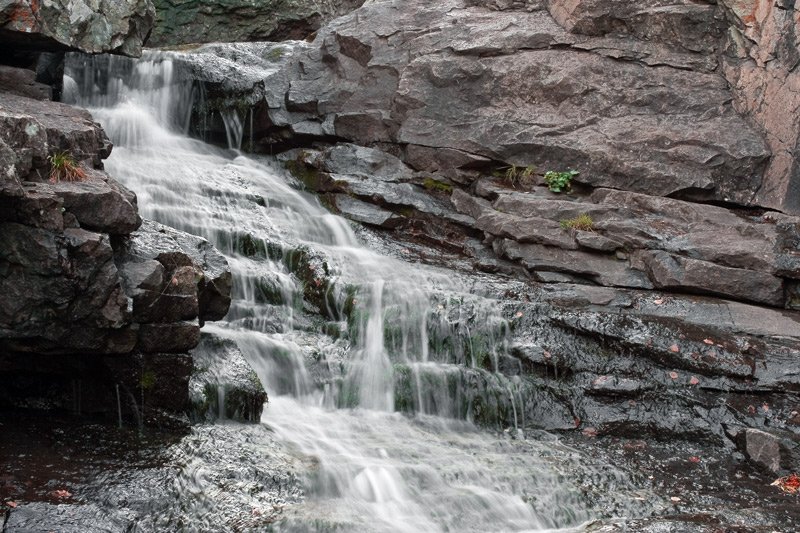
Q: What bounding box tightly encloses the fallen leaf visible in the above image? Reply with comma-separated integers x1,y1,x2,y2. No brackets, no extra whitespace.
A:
689,376,700,385
771,474,800,494
669,371,679,380
688,456,701,463
703,338,714,345
747,405,757,415
6,501,17,508
51,490,71,499
670,496,682,502
669,344,680,353
543,350,552,359
573,417,581,428
762,403,770,412
582,427,598,437
653,299,664,305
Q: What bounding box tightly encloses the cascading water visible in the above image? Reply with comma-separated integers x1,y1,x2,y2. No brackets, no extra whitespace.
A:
64,47,652,532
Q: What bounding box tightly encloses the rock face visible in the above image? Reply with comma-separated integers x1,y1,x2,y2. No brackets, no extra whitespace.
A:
0,66,231,425
148,0,364,47
0,0,155,56
255,0,769,206
719,0,800,212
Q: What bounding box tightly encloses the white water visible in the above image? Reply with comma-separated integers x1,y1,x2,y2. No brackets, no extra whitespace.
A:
65,49,648,532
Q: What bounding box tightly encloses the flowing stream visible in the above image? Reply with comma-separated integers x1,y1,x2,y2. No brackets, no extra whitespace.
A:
63,49,652,532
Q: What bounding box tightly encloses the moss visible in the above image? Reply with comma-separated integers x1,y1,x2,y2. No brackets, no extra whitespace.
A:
422,178,454,194
140,370,157,390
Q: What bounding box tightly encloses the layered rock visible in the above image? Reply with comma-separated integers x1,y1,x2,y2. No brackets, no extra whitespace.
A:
0,70,231,425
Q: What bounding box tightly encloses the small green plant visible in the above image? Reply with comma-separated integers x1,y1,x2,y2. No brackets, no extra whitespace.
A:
500,165,536,189
543,169,579,193
560,213,594,232
422,178,454,193
48,151,87,183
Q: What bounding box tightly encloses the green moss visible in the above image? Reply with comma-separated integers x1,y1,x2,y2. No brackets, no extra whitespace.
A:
140,370,157,390
422,178,454,194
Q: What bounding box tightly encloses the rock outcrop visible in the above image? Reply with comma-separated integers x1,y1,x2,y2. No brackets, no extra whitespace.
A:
148,0,364,47
0,0,155,56
0,69,231,424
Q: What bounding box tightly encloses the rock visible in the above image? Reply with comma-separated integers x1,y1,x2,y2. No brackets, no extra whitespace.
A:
137,322,201,353
0,0,155,56
256,0,769,205
148,0,365,47
0,91,112,168
638,250,785,307
498,239,653,289
332,194,404,228
118,220,232,322
190,332,268,423
0,65,51,100
742,429,782,474
546,0,725,54
720,0,800,212
35,170,141,234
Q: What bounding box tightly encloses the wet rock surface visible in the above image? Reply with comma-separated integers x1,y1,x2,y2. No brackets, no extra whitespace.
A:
0,69,233,424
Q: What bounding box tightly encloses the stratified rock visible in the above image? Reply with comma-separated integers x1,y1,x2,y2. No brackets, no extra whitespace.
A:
0,0,155,56
259,0,769,205
148,0,364,47
638,250,785,307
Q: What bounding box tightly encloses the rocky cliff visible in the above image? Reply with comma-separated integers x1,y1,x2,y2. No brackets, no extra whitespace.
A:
0,0,237,425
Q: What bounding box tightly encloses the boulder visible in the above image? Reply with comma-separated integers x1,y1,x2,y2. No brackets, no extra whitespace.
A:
0,0,155,56
117,220,232,322
0,65,51,100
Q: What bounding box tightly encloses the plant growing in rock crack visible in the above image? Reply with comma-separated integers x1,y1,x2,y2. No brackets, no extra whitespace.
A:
544,169,579,193
48,151,87,183
500,165,536,189
560,213,594,232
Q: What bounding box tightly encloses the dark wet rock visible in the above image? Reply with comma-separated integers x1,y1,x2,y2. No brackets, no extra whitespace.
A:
137,322,201,354
332,194,404,229
117,220,232,323
190,333,268,423
0,65,51,100
148,0,364,47
0,222,133,354
0,0,155,56
741,428,783,474
39,169,141,234
0,91,111,168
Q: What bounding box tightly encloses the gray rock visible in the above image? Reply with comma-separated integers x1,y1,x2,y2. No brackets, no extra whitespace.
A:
138,322,201,353
332,194,404,228
639,250,785,307
0,65,51,100
743,429,782,473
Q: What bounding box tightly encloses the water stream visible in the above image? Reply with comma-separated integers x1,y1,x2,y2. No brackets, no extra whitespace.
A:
63,49,651,532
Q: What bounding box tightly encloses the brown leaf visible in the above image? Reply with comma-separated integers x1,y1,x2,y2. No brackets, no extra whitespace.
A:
669,344,680,353
6,501,17,508
51,490,71,499
689,376,700,385
771,474,800,494
703,338,714,345
669,371,679,380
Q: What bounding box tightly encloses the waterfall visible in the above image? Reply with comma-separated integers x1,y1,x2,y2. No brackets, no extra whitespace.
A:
63,48,647,532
